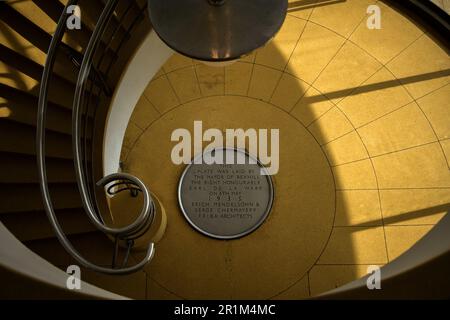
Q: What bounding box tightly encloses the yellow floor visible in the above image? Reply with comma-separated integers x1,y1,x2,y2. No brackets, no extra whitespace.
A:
117,0,450,299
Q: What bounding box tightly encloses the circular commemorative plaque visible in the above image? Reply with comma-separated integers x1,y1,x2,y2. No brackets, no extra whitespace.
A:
178,148,274,239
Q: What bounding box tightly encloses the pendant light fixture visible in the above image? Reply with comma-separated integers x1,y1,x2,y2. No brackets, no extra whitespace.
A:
147,0,288,63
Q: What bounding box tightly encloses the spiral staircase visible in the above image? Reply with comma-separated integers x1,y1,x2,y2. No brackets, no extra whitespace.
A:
0,0,156,298
0,0,449,299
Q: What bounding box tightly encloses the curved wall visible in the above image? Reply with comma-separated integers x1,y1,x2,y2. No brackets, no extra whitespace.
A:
103,30,173,176
0,223,125,299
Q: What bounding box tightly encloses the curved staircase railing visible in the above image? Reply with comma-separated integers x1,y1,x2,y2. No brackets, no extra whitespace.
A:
37,0,155,274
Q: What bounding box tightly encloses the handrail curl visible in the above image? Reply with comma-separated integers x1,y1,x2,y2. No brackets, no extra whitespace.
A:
37,0,155,275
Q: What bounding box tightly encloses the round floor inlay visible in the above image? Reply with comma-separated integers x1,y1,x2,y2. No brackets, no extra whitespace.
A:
127,96,335,299
178,148,274,239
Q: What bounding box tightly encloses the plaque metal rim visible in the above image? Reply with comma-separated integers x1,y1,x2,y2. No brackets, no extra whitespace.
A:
177,147,274,240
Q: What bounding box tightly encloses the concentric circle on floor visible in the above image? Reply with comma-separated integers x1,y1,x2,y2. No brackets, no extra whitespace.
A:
119,0,450,300
127,96,335,299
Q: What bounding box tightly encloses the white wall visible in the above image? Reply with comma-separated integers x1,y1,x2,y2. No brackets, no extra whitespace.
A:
0,223,125,299
103,30,173,175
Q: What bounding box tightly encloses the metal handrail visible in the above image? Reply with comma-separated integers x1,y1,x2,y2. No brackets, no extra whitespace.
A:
37,0,155,274
80,2,147,212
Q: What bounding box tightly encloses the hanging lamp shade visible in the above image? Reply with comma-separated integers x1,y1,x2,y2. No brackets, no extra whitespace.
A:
147,0,288,62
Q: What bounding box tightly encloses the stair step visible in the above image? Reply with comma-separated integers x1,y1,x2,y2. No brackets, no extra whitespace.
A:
0,44,76,110
23,231,118,267
0,83,94,136
32,0,119,65
0,3,81,84
0,152,76,184
0,208,96,242
0,83,72,135
0,183,82,214
6,0,57,36
32,0,89,45
0,45,105,118
0,120,73,159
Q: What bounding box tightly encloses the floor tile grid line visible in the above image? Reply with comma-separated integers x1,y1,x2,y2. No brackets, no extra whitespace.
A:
312,5,394,262
318,127,359,148
361,137,449,160
158,65,166,76
329,68,448,263
335,32,426,107
223,63,226,96
192,63,203,97
142,49,445,139
334,223,383,228
398,79,450,171
245,58,341,300
288,80,449,150
287,2,425,73
337,187,450,191
332,223,441,229
328,85,448,262
146,72,166,84
328,140,442,168
278,13,342,114
126,92,330,154
141,50,432,129
123,121,144,147
300,10,372,128
267,24,310,103
258,107,340,300
160,55,304,80
331,137,450,168
266,7,315,103
142,73,182,110
286,13,425,124
380,51,450,170
163,56,195,74
244,43,260,97
303,61,383,131
164,72,184,106
194,64,207,98
164,58,315,87
331,104,391,263
120,146,131,163
284,27,349,115
384,224,444,227
128,99,162,132
142,92,162,117
268,272,311,300
313,82,449,150
416,106,450,171
371,31,450,170
131,255,187,300
352,83,449,130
